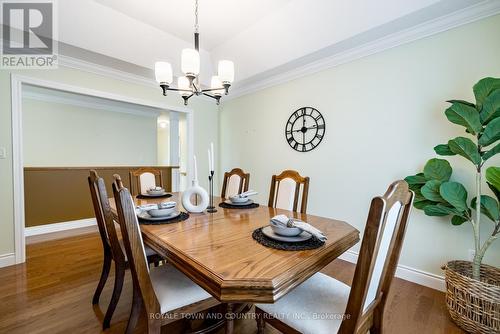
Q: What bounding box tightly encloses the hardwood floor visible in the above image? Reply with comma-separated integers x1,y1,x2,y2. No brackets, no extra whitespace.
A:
0,228,464,334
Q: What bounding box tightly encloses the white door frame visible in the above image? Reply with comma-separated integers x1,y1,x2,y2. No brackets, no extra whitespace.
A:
10,73,195,264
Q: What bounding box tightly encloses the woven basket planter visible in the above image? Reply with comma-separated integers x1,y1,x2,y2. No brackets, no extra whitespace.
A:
443,260,500,333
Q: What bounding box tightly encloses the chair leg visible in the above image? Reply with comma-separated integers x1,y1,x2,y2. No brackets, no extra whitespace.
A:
147,318,161,334
92,251,112,305
225,303,234,334
255,307,266,334
125,283,142,334
103,262,125,329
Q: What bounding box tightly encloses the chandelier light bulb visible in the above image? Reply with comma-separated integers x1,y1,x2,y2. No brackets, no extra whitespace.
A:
181,48,200,76
178,76,191,96
155,61,173,84
218,60,234,83
211,76,224,96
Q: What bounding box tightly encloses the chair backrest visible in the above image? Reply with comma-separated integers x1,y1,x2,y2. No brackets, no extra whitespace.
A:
112,177,161,314
268,170,310,213
87,170,125,263
221,168,250,198
130,167,163,195
339,180,414,334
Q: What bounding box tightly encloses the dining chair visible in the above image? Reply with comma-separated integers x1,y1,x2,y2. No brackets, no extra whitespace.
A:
112,177,220,334
268,170,310,213
255,180,414,334
88,170,162,330
221,168,250,198
130,167,164,195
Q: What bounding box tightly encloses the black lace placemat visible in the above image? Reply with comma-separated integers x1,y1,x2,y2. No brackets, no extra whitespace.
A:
219,202,260,209
252,227,325,251
139,212,189,225
136,193,172,199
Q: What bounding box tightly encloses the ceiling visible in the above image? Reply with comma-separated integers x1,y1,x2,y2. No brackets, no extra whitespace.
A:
55,0,500,94
95,0,292,51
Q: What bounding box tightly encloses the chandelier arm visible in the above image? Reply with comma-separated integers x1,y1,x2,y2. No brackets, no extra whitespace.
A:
166,87,193,93
201,87,226,93
202,92,221,105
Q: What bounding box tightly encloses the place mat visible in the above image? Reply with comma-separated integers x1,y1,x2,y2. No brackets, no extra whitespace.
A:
219,202,260,209
252,227,325,251
136,193,172,199
138,212,189,225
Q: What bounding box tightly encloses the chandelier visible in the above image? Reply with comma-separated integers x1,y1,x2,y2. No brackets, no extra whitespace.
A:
154,0,234,105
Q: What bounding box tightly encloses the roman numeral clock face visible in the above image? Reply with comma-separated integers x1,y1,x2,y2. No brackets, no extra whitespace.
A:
285,107,325,152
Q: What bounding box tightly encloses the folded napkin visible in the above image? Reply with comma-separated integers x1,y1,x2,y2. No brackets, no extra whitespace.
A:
135,204,158,214
271,214,327,242
236,190,258,198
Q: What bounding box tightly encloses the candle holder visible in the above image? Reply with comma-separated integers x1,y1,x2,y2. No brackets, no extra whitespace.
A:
207,170,217,213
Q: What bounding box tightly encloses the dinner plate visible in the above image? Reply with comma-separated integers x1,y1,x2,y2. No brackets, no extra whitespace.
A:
261,226,312,242
137,210,181,222
140,191,168,198
224,199,254,206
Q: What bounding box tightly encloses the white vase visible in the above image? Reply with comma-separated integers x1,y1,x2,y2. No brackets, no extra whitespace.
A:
181,179,209,213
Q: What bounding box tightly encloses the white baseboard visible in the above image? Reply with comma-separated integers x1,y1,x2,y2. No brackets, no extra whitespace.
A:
24,218,97,237
338,250,445,292
0,253,16,268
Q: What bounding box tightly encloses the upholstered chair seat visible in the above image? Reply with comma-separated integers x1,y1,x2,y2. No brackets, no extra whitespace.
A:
257,273,350,334
149,264,213,314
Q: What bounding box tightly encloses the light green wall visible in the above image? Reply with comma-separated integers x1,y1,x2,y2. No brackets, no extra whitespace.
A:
0,66,219,257
221,15,500,276
22,99,158,166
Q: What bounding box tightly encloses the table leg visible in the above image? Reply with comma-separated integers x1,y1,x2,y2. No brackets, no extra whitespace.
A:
225,303,234,334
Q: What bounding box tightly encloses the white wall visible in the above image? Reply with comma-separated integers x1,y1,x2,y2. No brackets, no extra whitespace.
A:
22,98,157,166
220,15,500,277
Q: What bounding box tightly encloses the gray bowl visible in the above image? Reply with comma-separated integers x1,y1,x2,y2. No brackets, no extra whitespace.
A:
148,207,175,217
270,224,302,237
229,196,249,204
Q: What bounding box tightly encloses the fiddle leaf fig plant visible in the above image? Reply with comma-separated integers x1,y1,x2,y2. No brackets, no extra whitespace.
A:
405,77,500,280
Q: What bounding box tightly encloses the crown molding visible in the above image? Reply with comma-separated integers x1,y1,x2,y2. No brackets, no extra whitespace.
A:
23,87,161,117
226,0,500,101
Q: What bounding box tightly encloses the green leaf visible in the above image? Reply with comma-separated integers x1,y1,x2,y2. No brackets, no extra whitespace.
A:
478,117,500,146
471,195,499,222
440,181,468,212
424,204,460,217
434,144,457,156
448,137,481,165
473,77,500,110
421,180,444,202
486,167,500,193
479,89,500,124
445,102,482,135
405,173,427,185
451,215,467,225
482,143,500,161
487,183,500,203
414,200,435,210
446,99,476,108
423,158,452,182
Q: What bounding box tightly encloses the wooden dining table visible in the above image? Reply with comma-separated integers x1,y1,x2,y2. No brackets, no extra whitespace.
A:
109,193,359,332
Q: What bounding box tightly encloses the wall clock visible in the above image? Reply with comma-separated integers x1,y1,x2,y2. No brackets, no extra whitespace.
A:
285,107,325,152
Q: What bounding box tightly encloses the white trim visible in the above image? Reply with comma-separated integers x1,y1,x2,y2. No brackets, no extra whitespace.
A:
22,89,161,118
10,74,195,265
0,253,16,268
338,250,445,292
24,218,96,237
227,0,500,100
58,55,157,88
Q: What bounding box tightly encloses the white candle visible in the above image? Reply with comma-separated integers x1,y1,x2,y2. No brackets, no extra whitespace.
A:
207,149,212,175
193,155,198,180
210,142,214,172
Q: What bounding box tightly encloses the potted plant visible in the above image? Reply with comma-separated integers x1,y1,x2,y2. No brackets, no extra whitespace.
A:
405,77,499,333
